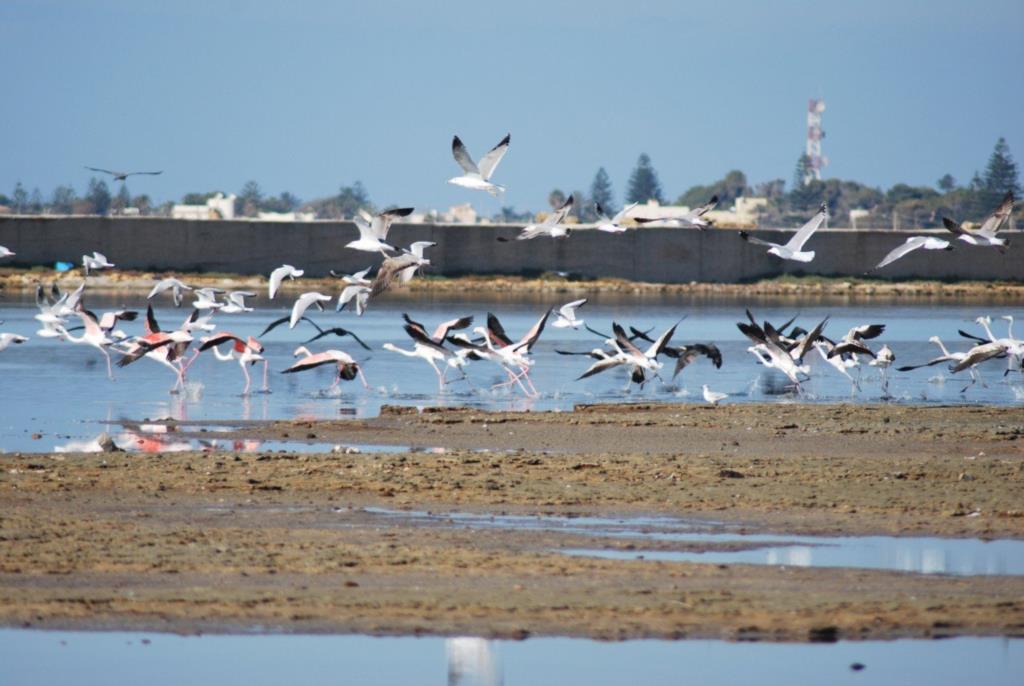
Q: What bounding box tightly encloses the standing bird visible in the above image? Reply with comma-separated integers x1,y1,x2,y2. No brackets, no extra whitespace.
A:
448,133,510,197
739,203,828,263
85,166,163,182
147,277,193,307
61,310,118,379
82,251,115,275
551,299,587,329
345,207,414,254
942,191,1014,251
634,195,718,229
702,384,728,406
870,344,896,395
281,346,370,392
268,264,304,299
872,235,952,271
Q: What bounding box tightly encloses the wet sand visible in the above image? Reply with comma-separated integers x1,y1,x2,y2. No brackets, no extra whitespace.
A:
2,403,1023,641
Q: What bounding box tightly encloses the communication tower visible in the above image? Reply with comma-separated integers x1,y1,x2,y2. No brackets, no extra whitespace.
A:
804,99,828,184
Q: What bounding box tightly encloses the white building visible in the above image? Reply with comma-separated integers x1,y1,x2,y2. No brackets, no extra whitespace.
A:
256,210,316,222
171,193,236,220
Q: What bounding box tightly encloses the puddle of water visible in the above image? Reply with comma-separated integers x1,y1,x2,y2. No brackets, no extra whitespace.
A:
0,630,1019,686
365,508,1024,577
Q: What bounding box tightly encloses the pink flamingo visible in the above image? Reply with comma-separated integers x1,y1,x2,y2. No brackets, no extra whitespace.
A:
281,346,370,391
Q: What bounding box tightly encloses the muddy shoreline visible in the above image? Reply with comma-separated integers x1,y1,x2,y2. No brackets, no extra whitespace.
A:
2,266,1023,300
2,403,1023,641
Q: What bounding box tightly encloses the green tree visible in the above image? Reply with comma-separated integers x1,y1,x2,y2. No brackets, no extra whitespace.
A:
792,154,812,189
547,188,567,210
11,182,28,213
112,185,131,214
589,167,615,216
29,187,44,213
937,174,957,193
625,153,664,204
237,180,263,217
677,170,748,209
86,177,111,215
182,191,222,205
982,137,1020,197
51,185,77,214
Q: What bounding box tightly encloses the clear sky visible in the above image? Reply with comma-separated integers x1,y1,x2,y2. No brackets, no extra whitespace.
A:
2,0,1021,214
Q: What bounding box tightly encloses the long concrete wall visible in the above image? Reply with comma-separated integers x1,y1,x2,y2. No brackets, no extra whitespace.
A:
0,216,1020,283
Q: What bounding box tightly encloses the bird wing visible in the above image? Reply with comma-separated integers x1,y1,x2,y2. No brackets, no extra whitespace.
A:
85,166,116,175
124,170,163,177
515,309,550,353
548,194,575,226
198,332,243,352
977,191,1014,237
612,202,639,224
644,320,680,358
739,231,779,249
942,217,971,237
337,284,371,311
786,202,828,251
260,315,292,337
672,349,700,378
370,254,419,297
228,291,254,307
685,195,718,219
373,207,415,241
612,322,645,358
432,315,474,342
958,329,989,344
951,342,1005,372
558,299,587,320
852,324,885,341
486,312,513,347
403,322,449,355
307,327,371,351
874,236,928,270
576,355,625,380
451,135,480,175
790,316,829,363
477,133,511,181
353,215,377,241
268,266,289,299
281,353,338,374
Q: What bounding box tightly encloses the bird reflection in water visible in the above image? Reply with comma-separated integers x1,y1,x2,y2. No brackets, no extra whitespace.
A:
446,637,502,686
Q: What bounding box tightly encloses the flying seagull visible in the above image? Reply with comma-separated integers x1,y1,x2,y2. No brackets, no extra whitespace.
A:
346,207,414,254
739,203,828,263
147,278,193,307
85,166,163,182
594,202,639,233
507,195,575,241
634,195,718,229
942,191,1014,251
268,264,304,299
871,235,952,271
448,133,510,196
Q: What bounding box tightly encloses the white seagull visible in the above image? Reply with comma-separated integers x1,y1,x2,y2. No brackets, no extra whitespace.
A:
511,195,574,241
0,333,28,352
634,195,718,229
192,287,226,311
872,235,952,270
147,277,193,307
702,384,728,406
942,192,1014,251
0,246,14,258
398,241,436,284
82,251,115,275
448,133,510,197
346,207,414,254
551,299,587,329
268,264,304,299
594,203,638,233
289,292,332,328
219,291,255,314
739,202,828,263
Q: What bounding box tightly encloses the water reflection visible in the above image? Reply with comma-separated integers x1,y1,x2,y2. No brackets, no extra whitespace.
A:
0,629,1020,686
447,637,502,686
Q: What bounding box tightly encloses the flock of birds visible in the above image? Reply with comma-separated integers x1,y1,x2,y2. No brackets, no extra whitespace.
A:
0,134,1020,405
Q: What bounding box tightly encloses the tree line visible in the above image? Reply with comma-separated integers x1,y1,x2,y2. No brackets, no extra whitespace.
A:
3,138,1019,228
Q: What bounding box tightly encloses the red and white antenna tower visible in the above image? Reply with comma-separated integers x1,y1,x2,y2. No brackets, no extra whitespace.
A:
804,98,828,184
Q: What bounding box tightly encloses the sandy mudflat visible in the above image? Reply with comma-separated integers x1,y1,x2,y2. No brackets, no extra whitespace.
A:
2,403,1023,641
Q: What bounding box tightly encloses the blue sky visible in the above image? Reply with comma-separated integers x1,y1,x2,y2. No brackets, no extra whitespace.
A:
2,0,1021,213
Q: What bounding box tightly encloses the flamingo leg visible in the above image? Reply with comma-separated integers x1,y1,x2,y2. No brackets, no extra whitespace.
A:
102,347,114,380
357,367,371,390
241,362,252,396
260,359,271,393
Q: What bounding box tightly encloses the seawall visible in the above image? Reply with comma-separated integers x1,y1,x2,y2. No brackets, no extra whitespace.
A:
0,216,1019,283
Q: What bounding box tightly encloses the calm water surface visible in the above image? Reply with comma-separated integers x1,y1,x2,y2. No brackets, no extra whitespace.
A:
1,630,1021,686
0,291,1021,452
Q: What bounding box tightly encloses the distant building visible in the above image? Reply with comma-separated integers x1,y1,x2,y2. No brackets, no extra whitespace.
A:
256,210,316,222
410,203,489,224
171,193,236,220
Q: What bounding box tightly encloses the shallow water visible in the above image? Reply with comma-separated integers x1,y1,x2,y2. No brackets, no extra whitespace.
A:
0,629,1020,686
364,508,1024,577
1,291,1021,452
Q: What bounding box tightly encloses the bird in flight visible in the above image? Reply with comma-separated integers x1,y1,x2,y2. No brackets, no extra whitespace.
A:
85,166,163,182
448,133,510,196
